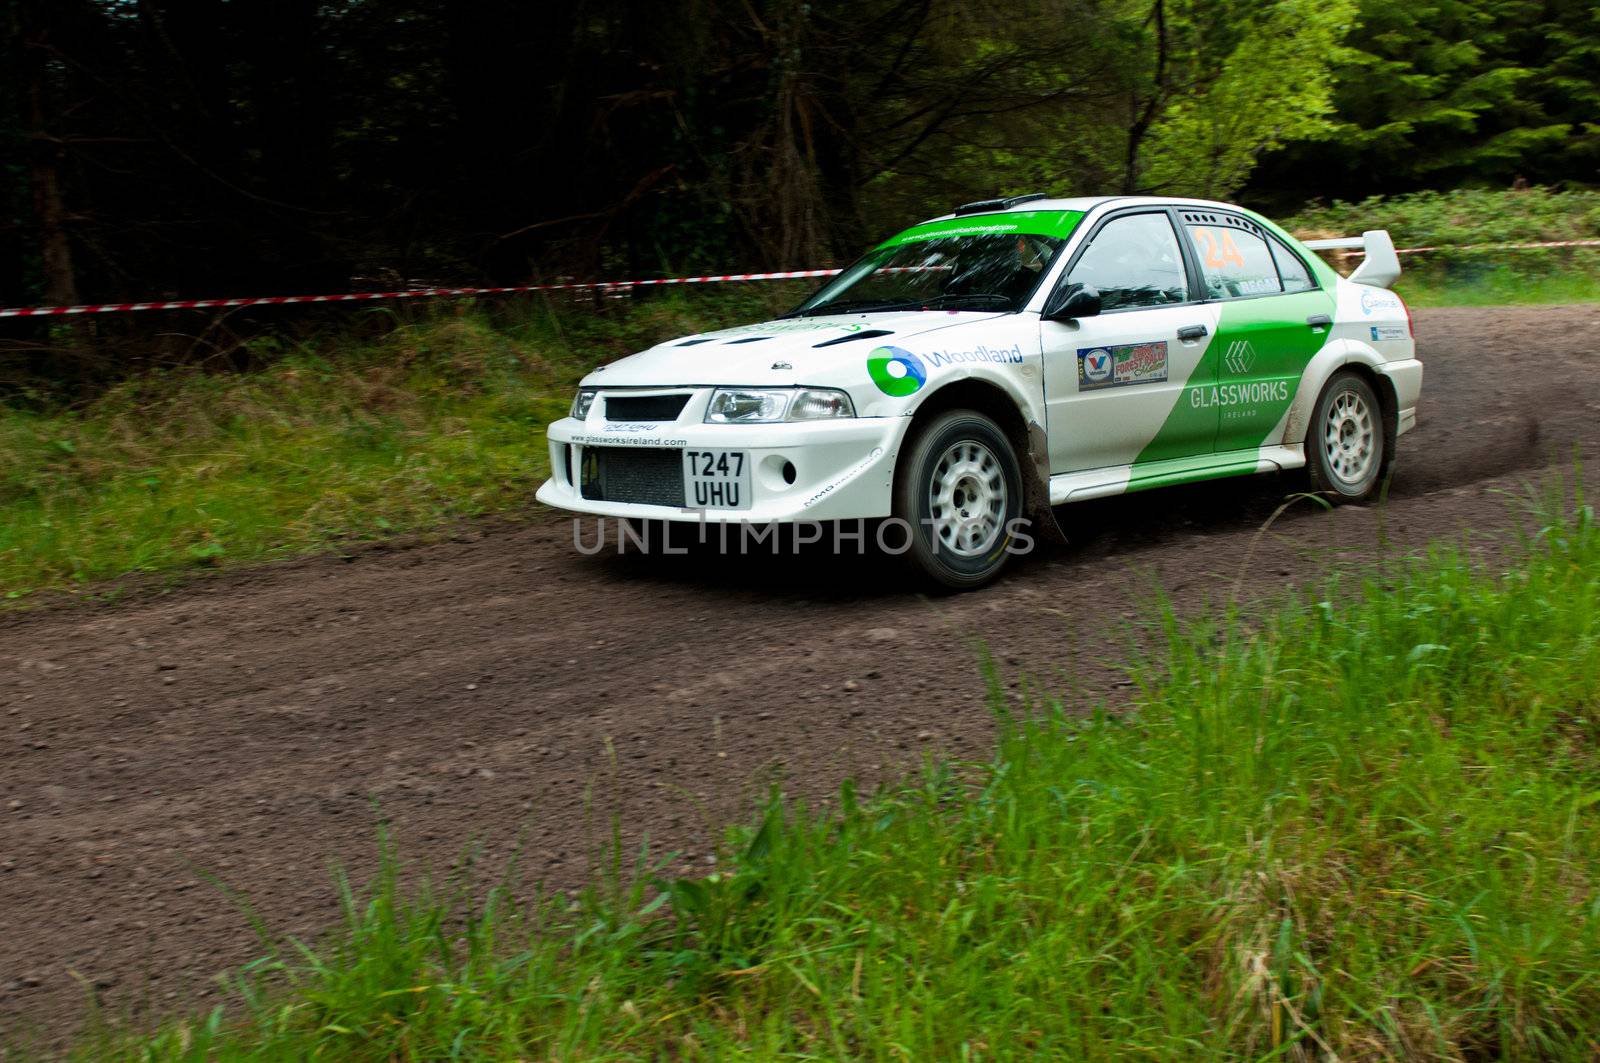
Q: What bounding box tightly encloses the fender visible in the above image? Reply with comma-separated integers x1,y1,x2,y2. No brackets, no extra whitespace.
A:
903,358,1067,543
904,355,1046,426
1271,338,1389,448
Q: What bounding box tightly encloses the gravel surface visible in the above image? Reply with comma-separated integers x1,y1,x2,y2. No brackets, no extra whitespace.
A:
3,304,1599,1047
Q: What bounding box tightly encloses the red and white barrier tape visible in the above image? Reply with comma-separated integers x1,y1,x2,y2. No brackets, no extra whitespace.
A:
0,268,843,319
1366,238,1600,256
3,237,1597,319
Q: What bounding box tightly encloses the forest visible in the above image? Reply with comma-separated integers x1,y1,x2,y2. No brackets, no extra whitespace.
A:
5,9,1600,1056
5,0,1597,313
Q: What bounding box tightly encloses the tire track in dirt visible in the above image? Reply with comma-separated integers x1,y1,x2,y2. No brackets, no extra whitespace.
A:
2,305,1599,1047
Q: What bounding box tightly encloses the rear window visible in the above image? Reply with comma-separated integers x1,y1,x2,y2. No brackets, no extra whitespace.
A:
1269,235,1317,293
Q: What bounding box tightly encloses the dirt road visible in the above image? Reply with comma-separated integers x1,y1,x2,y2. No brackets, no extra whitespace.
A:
4,305,1599,1046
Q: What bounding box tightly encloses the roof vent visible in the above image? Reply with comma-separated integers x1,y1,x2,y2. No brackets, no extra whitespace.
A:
952,192,1048,216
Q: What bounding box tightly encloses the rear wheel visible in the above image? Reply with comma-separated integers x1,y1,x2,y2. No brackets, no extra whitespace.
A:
1305,371,1387,501
892,410,1023,590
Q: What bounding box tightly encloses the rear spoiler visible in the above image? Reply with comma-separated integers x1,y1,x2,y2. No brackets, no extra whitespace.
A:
1301,230,1400,289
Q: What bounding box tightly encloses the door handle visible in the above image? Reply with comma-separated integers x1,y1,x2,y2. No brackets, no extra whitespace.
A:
1177,325,1208,341
1306,314,1332,328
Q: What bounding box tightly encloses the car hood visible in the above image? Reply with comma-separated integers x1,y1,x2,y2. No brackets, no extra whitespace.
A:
581,311,1011,388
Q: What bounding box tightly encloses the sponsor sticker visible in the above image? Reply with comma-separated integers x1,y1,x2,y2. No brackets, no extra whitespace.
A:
1222,340,1256,375
570,434,688,447
1188,380,1291,409
867,345,928,396
1077,341,1169,391
1369,324,1408,341
1359,289,1402,315
1082,348,1113,384
924,342,1024,367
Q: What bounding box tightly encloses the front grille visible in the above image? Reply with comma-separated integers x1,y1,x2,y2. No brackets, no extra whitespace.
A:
605,394,690,421
580,447,684,507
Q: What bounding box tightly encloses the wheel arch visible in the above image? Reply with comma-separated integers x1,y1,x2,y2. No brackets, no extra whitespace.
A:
1282,341,1399,451
905,378,1066,544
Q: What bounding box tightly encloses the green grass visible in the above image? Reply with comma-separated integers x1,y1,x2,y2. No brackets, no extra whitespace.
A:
0,292,795,602
0,317,563,600
1393,257,1600,308
1284,186,1600,252
1283,185,1600,308
64,485,1600,1060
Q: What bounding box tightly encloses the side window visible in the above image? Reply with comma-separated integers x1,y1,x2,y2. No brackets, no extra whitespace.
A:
1269,235,1316,293
1185,223,1281,299
1064,212,1189,312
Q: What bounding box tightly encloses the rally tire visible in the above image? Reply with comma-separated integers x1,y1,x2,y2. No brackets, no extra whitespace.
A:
892,410,1024,590
1305,371,1387,502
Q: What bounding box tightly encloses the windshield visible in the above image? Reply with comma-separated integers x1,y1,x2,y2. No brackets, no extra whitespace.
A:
790,232,1066,317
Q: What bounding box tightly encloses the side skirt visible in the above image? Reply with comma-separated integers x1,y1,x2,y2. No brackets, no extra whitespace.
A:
1048,444,1307,504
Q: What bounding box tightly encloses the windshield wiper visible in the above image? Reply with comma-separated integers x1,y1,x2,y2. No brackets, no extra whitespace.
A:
790,299,913,318
917,293,1016,309
852,292,1017,313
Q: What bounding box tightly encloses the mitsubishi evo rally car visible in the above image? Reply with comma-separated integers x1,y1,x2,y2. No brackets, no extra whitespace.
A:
537,194,1423,589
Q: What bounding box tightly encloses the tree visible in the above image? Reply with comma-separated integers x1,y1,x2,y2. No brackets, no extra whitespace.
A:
1247,0,1598,207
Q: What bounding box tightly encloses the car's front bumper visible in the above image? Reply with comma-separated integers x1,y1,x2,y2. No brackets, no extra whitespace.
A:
536,405,910,523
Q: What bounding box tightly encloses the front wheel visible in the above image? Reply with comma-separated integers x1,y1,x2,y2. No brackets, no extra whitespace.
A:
1305,371,1387,501
892,410,1024,590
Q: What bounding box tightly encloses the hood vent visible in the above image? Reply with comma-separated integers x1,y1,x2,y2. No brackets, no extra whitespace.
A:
673,337,716,346
724,336,771,344
813,329,894,348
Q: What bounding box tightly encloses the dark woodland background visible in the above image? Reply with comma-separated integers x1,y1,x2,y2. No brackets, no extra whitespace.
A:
4,0,1597,310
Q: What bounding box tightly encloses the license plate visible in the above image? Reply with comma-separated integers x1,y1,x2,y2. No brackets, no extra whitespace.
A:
683,449,751,509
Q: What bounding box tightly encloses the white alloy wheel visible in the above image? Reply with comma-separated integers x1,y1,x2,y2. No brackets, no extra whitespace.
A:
927,439,1009,557
1323,387,1377,487
893,409,1023,589
1306,371,1387,501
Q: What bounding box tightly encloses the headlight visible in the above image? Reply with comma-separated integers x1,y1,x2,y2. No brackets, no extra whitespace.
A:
789,388,856,420
571,388,597,419
705,388,855,424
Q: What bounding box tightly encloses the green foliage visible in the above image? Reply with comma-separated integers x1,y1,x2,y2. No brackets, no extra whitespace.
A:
1249,0,1600,205
1285,185,1600,246
870,0,1358,216
66,487,1600,1060
9,0,1596,328
1141,0,1357,196
1283,185,1600,305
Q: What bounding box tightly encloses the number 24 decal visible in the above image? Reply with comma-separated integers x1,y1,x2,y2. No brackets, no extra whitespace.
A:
1192,227,1246,270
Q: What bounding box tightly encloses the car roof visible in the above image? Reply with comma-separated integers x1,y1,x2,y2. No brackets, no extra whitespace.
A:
914,195,1254,228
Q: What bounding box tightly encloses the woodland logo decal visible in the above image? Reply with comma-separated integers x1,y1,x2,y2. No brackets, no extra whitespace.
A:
867,346,928,396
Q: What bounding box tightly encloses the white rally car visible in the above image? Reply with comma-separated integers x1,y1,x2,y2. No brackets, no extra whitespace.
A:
537,194,1423,588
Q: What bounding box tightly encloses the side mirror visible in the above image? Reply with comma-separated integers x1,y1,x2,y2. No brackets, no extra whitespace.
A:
1042,284,1102,322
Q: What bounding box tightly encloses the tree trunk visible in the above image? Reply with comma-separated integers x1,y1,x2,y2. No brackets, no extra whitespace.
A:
21,12,80,310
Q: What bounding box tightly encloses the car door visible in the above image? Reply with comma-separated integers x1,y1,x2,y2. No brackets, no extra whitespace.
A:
1040,209,1221,474
1176,209,1338,454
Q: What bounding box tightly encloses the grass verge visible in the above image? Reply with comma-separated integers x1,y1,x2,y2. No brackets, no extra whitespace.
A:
0,291,793,602
1395,260,1600,307
69,486,1600,1060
